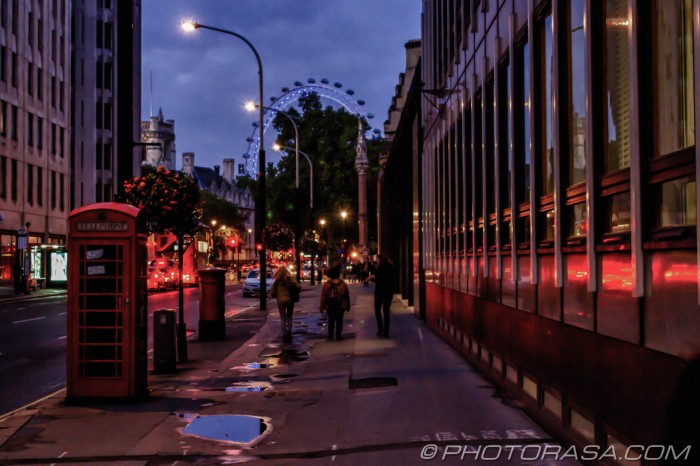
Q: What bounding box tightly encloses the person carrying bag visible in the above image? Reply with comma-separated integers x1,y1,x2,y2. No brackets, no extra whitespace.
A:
271,266,302,343
319,266,350,341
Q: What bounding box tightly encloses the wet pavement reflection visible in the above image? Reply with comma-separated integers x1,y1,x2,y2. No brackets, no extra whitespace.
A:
183,414,269,445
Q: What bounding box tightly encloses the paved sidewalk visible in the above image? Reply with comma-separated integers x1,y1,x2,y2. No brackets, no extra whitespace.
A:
0,282,578,465
0,286,67,304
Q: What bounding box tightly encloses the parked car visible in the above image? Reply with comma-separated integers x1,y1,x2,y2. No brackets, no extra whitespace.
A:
242,268,274,297
147,266,164,291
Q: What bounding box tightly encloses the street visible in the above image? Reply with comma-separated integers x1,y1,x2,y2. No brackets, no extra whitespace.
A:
0,283,253,416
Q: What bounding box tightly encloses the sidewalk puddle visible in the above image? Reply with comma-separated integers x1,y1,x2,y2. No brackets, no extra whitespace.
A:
234,362,276,370
225,381,272,392
271,373,299,380
183,414,270,446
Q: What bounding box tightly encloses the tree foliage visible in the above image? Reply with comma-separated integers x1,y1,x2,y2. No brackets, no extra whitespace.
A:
267,92,381,253
123,166,201,237
199,191,249,234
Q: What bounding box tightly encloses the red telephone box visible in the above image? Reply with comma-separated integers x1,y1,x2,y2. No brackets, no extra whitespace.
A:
66,203,148,401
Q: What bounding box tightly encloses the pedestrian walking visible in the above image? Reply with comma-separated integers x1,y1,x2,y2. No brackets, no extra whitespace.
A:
365,253,396,337
270,266,302,343
319,266,350,341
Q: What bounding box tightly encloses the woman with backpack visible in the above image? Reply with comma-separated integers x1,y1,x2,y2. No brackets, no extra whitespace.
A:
319,266,350,341
270,266,302,343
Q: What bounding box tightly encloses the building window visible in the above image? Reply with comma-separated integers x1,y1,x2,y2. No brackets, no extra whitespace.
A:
104,62,112,89
37,69,43,100
535,6,554,195
11,0,17,34
568,202,587,237
60,173,64,211
27,62,33,95
27,113,33,146
568,0,587,186
27,164,34,206
28,11,33,46
514,32,531,245
0,101,5,136
0,46,4,82
51,123,56,154
104,22,112,50
653,0,694,157
604,0,631,173
485,75,496,249
608,191,631,233
0,156,6,199
11,158,17,201
59,81,64,111
37,166,43,206
37,117,43,149
96,61,102,88
104,103,112,130
51,76,56,108
59,127,64,157
38,18,42,51
51,170,56,209
96,102,102,129
498,56,512,246
657,177,696,227
10,105,16,140
96,20,103,48
10,51,16,87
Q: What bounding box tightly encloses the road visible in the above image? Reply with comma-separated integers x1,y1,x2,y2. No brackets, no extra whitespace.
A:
0,283,254,416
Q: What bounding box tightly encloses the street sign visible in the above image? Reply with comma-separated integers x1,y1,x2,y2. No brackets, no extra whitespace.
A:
17,227,27,250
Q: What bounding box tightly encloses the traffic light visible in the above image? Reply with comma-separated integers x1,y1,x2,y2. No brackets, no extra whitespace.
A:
256,243,262,256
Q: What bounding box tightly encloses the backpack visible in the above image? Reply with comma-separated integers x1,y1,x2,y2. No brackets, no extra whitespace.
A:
327,282,343,310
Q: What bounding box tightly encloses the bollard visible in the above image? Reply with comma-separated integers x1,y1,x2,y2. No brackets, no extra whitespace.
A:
196,267,227,341
153,309,177,373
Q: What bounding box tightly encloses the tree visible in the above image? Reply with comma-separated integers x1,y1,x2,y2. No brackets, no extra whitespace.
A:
123,166,201,363
268,92,382,261
200,191,249,233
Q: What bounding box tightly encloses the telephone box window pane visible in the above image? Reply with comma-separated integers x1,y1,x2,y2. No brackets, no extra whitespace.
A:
82,328,121,344
501,255,516,308
82,345,121,361
543,210,555,241
604,0,632,172
658,177,696,227
609,192,631,233
84,295,117,310
82,362,122,378
653,0,694,156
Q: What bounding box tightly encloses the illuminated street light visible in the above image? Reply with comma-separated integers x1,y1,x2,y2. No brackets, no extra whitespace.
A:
182,20,268,312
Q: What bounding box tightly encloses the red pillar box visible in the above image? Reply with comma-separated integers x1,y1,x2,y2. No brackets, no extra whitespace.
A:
196,267,227,340
66,203,148,401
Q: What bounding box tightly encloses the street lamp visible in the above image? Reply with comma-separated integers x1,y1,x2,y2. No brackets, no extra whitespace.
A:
182,20,268,312
247,105,304,282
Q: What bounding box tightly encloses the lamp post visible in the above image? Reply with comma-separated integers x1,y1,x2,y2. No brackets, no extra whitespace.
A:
247,106,302,282
182,20,268,311
272,144,316,285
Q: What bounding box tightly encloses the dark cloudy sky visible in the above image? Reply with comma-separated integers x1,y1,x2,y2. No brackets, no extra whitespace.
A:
141,1,422,171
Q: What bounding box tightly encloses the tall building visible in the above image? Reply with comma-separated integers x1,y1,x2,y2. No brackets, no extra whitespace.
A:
0,0,71,287
382,0,700,456
71,0,141,207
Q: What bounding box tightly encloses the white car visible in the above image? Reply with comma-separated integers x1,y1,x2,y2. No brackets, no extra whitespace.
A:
242,268,274,297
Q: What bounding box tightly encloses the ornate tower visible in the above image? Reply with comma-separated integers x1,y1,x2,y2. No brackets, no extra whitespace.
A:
355,119,370,255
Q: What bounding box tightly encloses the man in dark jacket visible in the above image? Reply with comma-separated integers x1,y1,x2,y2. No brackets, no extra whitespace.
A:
365,253,396,337
319,266,350,341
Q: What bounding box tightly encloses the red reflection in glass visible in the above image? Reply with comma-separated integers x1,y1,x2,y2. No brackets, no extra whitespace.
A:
601,260,633,291
663,263,697,283
567,264,588,282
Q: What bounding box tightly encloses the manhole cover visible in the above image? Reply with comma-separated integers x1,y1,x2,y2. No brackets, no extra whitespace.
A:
349,377,398,389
